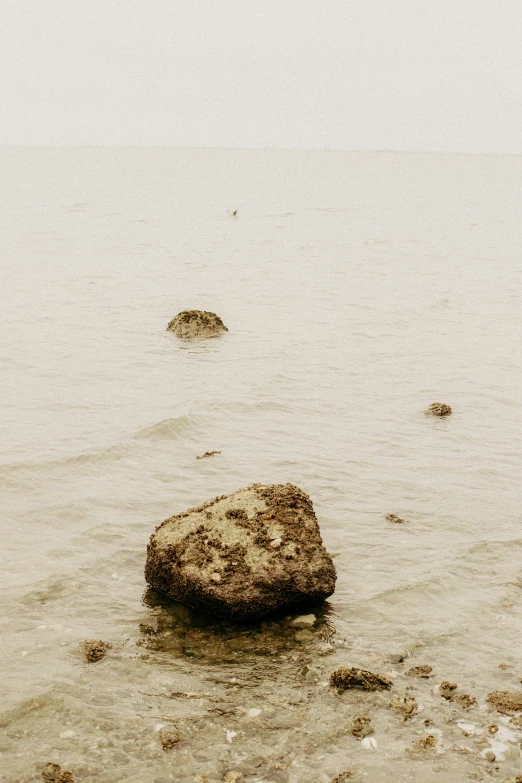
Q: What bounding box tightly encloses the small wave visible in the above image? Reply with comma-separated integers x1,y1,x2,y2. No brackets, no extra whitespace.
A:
133,415,201,442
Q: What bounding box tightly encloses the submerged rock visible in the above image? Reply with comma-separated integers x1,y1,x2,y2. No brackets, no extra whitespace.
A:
389,694,419,721
487,691,522,712
425,402,452,416
386,513,405,524
439,680,458,700
351,715,373,738
196,450,221,460
167,310,228,338
145,483,336,621
42,764,75,783
406,665,433,679
81,639,112,662
330,667,392,691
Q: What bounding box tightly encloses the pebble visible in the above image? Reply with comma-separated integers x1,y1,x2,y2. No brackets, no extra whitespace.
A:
485,750,496,761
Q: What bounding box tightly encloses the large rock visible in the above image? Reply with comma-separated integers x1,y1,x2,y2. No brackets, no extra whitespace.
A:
145,483,336,621
167,310,228,338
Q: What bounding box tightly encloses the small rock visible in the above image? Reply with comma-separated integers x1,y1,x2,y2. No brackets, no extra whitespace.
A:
351,715,373,739
410,735,437,751
331,773,352,783
223,772,242,783
389,652,408,663
406,665,433,679
487,724,498,735
196,450,222,460
484,750,496,762
210,572,221,583
386,514,405,524
498,662,511,670
439,681,458,700
389,695,419,721
330,667,392,691
167,310,228,339
42,764,75,783
82,639,112,663
455,693,477,709
159,728,182,750
487,691,522,712
425,402,452,416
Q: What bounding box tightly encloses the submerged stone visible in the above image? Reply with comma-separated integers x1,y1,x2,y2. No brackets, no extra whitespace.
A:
487,691,522,712
167,310,228,338
330,667,392,691
81,639,112,662
145,483,336,621
425,402,452,416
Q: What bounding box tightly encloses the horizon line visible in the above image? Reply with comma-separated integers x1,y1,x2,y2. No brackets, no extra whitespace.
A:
0,144,521,157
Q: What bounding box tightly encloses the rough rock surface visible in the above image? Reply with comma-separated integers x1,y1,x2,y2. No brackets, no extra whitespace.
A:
487,691,522,712
82,639,112,662
167,310,228,338
425,402,452,416
145,483,336,621
329,667,392,691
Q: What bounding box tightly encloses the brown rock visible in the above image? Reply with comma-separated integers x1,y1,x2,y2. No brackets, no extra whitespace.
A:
82,639,112,662
145,483,336,621
486,691,522,712
425,403,452,416
159,728,182,749
167,310,228,339
454,694,477,709
389,694,419,721
439,681,458,700
42,764,75,783
196,451,221,460
351,715,373,738
331,773,352,782
330,667,392,691
406,665,433,679
386,514,405,524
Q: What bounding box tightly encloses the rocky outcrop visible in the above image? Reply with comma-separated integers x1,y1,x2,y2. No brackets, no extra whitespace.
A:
145,483,336,621
167,310,228,338
425,402,452,416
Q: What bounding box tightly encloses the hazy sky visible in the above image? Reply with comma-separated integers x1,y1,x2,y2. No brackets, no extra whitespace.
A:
1,0,521,152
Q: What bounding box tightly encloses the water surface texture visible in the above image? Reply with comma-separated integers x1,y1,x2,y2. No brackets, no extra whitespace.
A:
1,148,522,782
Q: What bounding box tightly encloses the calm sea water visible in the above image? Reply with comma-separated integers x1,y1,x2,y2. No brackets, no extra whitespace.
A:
1,148,521,782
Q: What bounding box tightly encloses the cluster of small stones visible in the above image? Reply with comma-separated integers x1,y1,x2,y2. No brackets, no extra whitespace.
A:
42,763,75,782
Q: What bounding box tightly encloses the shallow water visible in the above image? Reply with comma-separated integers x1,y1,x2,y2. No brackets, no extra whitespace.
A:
1,148,522,782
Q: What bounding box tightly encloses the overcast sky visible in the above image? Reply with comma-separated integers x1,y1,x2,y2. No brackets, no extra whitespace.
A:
1,0,521,153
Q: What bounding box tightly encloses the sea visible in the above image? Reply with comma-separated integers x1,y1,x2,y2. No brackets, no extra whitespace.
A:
1,147,521,782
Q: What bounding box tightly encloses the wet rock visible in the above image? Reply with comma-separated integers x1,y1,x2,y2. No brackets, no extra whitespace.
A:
82,639,112,662
167,310,228,339
389,651,408,663
196,451,221,460
351,715,373,739
389,694,419,721
330,667,392,691
454,693,477,709
486,691,522,712
145,483,336,621
42,764,75,782
485,750,496,762
425,402,452,416
386,514,405,524
406,665,433,679
410,734,437,751
439,681,458,700
223,773,242,783
331,773,352,783
159,728,182,750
